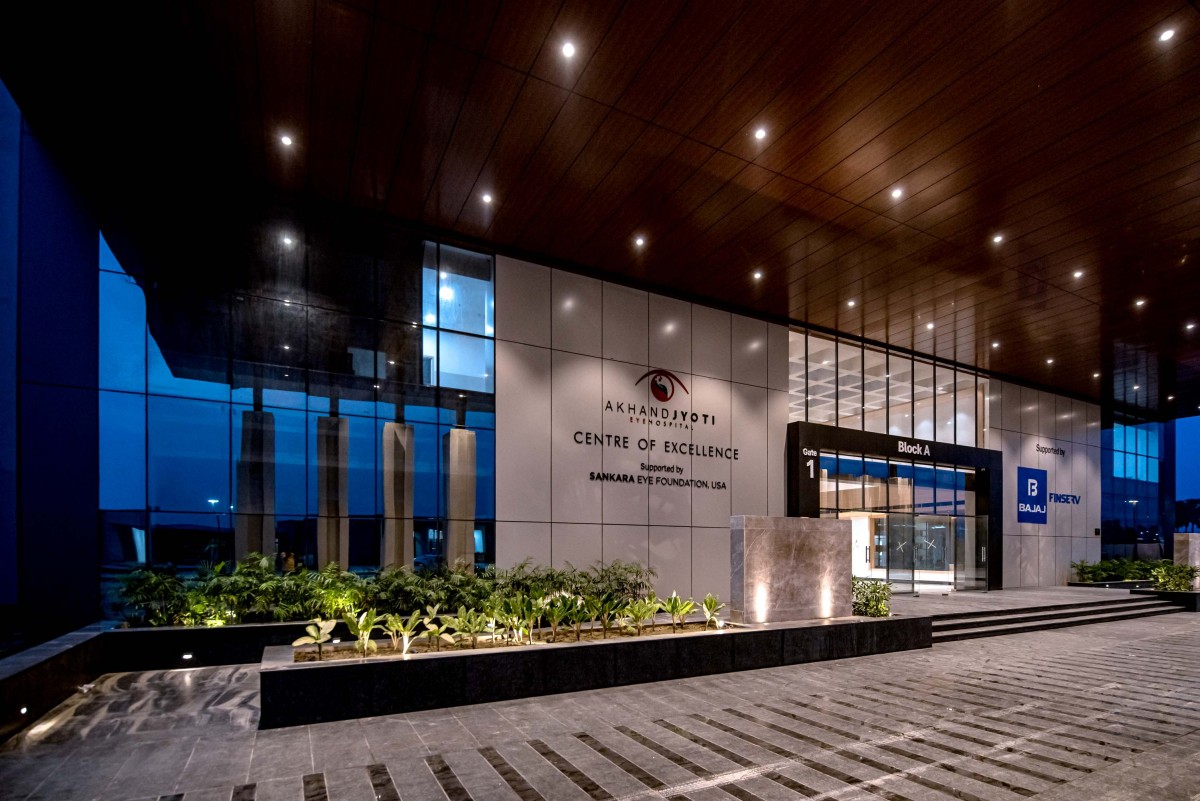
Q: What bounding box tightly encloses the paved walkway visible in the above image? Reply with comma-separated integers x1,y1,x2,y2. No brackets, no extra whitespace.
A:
2,611,1199,801
889,586,1136,618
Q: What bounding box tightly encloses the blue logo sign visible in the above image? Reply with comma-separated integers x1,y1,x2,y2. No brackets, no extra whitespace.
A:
1017,466,1048,524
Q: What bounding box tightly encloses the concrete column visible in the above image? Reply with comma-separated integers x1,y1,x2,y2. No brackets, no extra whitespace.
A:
381,422,415,568
1175,533,1200,590
443,428,477,569
234,409,275,559
317,416,350,568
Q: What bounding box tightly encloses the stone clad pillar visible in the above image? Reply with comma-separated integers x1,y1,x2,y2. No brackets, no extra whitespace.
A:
443,428,477,569
381,422,415,568
730,516,852,623
317,416,350,568
234,409,275,559
1175,533,1200,590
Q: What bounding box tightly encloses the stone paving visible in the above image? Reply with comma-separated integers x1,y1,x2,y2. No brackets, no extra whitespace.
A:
2,612,1200,801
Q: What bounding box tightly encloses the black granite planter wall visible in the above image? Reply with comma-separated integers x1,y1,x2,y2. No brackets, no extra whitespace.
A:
1130,589,1200,611
259,615,932,729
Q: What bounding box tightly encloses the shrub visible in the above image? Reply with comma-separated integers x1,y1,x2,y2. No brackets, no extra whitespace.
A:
1151,562,1199,592
851,577,891,617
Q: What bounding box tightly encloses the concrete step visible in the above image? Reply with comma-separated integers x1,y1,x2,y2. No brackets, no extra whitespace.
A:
933,603,1183,643
932,598,1176,632
931,596,1156,622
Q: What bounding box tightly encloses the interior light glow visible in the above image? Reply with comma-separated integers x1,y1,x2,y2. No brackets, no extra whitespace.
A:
1046,358,1054,365
992,234,1003,244
439,285,455,302
1168,395,1175,401
20,707,27,715
847,300,856,307
387,359,396,365
1160,29,1175,42
754,127,766,140
1093,372,1100,378
991,341,999,348
424,313,436,324
282,236,294,246
1072,270,1083,278
635,236,645,247
481,193,493,204
753,270,763,280
891,187,903,199
1135,299,1146,307
926,322,934,330
485,325,494,335
562,42,576,58
280,135,293,146
182,653,193,660
1133,385,1140,391
282,345,290,350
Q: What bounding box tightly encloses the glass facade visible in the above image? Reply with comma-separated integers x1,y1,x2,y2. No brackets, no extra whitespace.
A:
788,331,988,446
98,226,496,576
1101,416,1166,559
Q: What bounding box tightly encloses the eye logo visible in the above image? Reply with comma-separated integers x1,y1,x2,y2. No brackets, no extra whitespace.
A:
635,368,688,402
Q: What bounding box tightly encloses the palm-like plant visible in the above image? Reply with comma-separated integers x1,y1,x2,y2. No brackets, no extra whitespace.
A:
702,593,725,630
661,592,696,633
590,593,625,639
343,608,383,655
543,593,573,642
382,611,422,655
624,597,661,636
292,617,337,660
565,595,590,641
445,606,488,649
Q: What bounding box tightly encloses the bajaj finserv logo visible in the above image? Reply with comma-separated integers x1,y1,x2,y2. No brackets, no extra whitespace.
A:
1017,466,1048,524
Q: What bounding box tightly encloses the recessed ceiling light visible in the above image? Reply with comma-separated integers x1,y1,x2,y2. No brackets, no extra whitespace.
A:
847,300,856,307
991,341,999,348
387,359,396,365
1160,29,1175,42
481,193,493,204
562,42,576,58
282,236,293,246
1093,372,1100,378
754,127,766,140
890,188,904,200
992,234,1004,244
753,270,763,280
1133,385,1140,391
280,135,293,146
1046,358,1054,364
926,322,934,330
282,344,290,351
1072,270,1083,278
1135,298,1146,307
424,313,436,324
635,236,645,247
1188,323,1197,330
1168,395,1175,401
439,285,455,301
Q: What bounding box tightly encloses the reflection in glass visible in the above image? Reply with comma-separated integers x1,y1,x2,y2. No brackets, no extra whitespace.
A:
148,396,231,513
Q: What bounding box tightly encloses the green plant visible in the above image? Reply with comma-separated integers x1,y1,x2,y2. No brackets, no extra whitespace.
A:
701,593,725,629
382,611,422,655
1071,560,1105,583
588,593,625,639
624,596,661,636
292,617,337,660
851,577,891,617
661,592,695,633
565,595,591,641
444,606,488,649
421,604,457,651
119,567,187,626
543,593,574,642
1151,562,1199,592
343,608,383,655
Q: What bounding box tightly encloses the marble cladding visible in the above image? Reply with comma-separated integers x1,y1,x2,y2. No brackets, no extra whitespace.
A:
730,516,852,623
1175,533,1200,590
494,256,788,598
985,379,1101,588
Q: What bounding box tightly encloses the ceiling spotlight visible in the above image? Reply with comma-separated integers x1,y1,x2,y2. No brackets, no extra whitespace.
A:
992,234,1004,244
1168,395,1175,401
1072,270,1083,278
481,193,493,204
562,42,576,58
847,300,856,307
752,270,763,280
754,128,766,140
1093,372,1100,378
1135,298,1146,307
282,345,291,351
891,188,903,200
1188,323,1197,330
387,359,396,365
1046,358,1054,364
280,135,293,146
991,341,999,348
1133,385,1140,391
282,236,294,246
926,322,934,330
1160,29,1175,42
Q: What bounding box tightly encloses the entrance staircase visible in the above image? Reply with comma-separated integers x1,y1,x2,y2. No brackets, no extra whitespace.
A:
932,596,1183,643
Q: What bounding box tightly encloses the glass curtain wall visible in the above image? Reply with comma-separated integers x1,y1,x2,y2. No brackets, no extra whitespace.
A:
788,331,987,446
98,222,497,578
1102,417,1164,559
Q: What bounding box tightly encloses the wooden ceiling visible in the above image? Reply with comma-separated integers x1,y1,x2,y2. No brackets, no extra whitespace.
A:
2,0,1200,413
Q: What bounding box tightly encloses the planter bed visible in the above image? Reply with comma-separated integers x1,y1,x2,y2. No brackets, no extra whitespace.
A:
1066,580,1154,589
258,614,932,729
1129,588,1200,611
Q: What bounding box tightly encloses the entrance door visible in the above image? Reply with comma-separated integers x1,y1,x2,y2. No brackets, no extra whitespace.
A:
913,514,952,591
